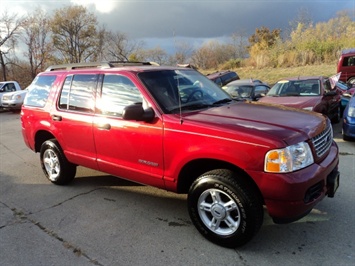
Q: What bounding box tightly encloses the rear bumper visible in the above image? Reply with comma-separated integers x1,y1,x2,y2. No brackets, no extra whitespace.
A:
249,142,339,223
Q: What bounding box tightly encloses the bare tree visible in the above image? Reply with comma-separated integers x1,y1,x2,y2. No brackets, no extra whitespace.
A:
169,40,194,65
0,11,24,80
104,31,144,61
23,9,53,78
50,5,99,63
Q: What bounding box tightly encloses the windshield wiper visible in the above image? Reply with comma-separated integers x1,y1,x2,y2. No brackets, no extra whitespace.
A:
212,98,233,105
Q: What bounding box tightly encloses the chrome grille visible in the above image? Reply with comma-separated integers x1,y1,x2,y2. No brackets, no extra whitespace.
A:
311,122,333,158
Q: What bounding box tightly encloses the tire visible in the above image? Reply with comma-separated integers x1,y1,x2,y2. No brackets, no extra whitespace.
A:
40,139,76,185
331,105,341,124
187,169,263,248
347,77,355,85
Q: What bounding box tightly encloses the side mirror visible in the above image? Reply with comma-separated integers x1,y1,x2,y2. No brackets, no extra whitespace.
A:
122,103,155,122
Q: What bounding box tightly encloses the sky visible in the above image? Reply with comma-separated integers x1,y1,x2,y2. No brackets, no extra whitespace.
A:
1,0,354,54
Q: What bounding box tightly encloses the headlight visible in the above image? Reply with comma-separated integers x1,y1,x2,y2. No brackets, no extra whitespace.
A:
348,107,355,117
264,142,314,173
303,107,313,111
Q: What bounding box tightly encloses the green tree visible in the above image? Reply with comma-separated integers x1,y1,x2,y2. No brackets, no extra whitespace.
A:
50,5,99,63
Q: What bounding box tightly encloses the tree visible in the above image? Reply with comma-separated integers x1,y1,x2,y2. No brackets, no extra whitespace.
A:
0,11,24,80
50,5,99,63
103,31,145,61
248,26,281,50
168,40,193,65
23,9,53,78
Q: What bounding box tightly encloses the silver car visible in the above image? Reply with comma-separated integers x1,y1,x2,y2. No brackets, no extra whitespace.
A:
1,87,28,111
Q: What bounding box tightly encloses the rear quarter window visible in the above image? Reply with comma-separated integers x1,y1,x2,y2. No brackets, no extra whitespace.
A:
24,75,57,107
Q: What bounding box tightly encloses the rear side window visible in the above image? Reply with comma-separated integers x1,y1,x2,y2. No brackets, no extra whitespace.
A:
24,75,57,107
342,56,355,67
59,74,97,112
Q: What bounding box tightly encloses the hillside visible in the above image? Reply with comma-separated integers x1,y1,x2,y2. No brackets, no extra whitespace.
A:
204,64,337,86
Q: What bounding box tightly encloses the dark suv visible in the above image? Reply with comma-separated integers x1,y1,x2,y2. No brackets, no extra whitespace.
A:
21,62,339,248
206,70,239,87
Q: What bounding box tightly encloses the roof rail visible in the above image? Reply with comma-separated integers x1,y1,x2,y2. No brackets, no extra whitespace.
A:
45,61,159,71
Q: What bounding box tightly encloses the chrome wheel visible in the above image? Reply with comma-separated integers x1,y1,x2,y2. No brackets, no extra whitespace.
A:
198,188,241,235
43,149,60,181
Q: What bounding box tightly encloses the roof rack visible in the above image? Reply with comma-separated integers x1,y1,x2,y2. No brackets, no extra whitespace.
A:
45,61,159,71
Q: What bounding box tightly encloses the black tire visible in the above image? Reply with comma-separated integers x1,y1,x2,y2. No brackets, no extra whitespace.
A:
331,105,341,124
188,169,263,248
40,139,76,185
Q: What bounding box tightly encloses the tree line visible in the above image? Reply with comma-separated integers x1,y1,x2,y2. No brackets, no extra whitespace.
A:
0,5,354,87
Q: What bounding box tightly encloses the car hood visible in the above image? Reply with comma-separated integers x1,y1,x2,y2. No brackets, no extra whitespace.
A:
2,90,28,97
181,101,326,146
259,96,321,110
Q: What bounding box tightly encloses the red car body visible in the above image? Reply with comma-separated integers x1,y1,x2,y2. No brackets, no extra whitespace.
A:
20,63,339,247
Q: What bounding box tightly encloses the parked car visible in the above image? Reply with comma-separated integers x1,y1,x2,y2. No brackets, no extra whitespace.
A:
1,86,29,111
337,48,355,85
342,92,355,140
0,81,22,108
336,81,355,115
222,79,270,101
21,62,339,248
206,70,239,87
259,76,342,123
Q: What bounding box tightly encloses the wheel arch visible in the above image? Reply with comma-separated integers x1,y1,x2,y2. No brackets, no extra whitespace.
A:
34,130,56,152
176,158,264,203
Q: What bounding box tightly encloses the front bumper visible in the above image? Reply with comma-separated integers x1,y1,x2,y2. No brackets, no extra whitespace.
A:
249,141,339,223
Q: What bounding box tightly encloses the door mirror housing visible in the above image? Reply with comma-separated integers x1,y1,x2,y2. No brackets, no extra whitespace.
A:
122,103,155,122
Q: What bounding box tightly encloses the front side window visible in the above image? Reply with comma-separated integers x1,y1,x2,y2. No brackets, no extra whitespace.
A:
98,74,142,116
58,74,97,112
24,75,57,107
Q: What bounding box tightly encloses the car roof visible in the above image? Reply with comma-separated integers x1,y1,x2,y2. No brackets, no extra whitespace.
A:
276,76,327,82
206,70,234,79
226,79,268,86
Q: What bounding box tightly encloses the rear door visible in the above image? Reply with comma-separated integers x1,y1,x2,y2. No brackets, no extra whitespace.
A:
93,73,165,188
51,74,98,169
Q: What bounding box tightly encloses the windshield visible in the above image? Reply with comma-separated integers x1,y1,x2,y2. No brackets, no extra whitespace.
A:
138,69,232,113
225,85,253,98
267,79,321,97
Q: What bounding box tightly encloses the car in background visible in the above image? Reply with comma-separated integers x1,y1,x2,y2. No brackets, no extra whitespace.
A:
259,76,342,123
336,81,355,115
337,48,355,85
342,92,355,140
1,86,29,112
222,79,270,101
206,70,239,87
0,81,22,108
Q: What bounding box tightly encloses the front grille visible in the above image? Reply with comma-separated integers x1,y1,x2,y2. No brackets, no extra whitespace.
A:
311,122,333,158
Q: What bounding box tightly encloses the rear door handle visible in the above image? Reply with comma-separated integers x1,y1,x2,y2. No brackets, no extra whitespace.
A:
97,123,111,130
51,115,62,121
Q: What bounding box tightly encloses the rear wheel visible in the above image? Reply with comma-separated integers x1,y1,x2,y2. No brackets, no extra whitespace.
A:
40,139,76,185
187,169,263,248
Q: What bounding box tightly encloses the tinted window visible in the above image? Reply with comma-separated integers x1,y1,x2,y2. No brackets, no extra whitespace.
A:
58,74,97,112
24,75,57,107
98,74,142,116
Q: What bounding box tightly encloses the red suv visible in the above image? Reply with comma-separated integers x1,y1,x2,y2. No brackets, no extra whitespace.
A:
21,62,339,248
337,48,355,85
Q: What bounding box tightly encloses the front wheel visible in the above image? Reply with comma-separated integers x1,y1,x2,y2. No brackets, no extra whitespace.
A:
40,139,76,185
188,169,263,248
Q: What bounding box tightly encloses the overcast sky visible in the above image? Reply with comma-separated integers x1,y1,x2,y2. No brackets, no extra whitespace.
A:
2,0,354,53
